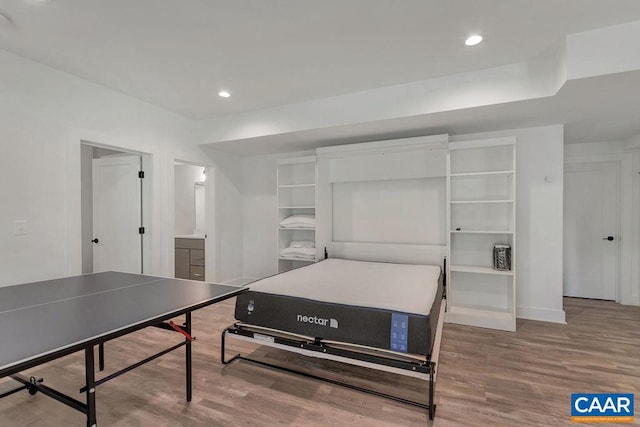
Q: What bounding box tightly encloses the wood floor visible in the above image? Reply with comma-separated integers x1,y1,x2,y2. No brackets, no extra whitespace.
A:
1,297,638,426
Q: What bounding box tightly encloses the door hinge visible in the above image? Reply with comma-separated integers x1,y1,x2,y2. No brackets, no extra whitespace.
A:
139,227,145,235
138,171,145,179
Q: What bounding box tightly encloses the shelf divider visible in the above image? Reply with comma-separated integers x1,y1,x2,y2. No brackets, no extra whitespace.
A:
450,264,514,276
450,170,513,177
278,257,316,262
450,229,513,234
278,183,316,188
279,227,316,231
450,199,514,204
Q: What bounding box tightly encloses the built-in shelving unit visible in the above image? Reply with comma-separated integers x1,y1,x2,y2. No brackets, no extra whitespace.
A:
277,156,317,273
446,137,517,331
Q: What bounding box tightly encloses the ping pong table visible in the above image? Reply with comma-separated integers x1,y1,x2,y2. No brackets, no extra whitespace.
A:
0,271,245,426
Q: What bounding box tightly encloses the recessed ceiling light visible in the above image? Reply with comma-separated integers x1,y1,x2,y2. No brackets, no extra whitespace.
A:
465,34,483,46
218,90,231,98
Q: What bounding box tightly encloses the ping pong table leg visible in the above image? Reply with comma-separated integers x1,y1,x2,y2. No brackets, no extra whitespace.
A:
84,345,97,427
185,312,192,402
98,343,105,371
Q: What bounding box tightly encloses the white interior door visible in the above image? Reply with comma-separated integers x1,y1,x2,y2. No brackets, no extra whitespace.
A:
563,161,618,300
93,155,142,273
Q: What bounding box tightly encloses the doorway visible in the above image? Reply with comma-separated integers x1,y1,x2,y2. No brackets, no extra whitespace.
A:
81,143,149,274
174,162,208,281
563,161,619,300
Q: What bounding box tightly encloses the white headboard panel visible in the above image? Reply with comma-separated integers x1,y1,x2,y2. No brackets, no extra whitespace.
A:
316,134,450,267
328,242,446,266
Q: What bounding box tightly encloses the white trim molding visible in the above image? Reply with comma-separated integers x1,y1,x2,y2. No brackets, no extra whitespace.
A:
517,306,566,324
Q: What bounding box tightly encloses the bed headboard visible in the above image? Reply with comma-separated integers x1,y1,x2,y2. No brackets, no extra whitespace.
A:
327,242,446,266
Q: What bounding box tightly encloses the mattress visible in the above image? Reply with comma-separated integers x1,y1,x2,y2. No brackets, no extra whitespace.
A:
235,259,443,355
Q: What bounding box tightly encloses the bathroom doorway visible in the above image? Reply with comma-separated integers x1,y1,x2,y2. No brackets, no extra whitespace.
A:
174,162,208,281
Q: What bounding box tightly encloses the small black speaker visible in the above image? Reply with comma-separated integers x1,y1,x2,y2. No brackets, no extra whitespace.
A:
493,244,511,271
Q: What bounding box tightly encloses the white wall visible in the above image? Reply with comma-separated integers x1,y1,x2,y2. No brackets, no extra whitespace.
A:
202,147,245,284
0,50,244,286
567,20,640,80
241,154,280,281
240,126,566,323
452,125,566,323
564,140,640,305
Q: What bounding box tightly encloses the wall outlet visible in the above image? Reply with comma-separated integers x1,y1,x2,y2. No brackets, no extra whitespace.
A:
13,220,27,235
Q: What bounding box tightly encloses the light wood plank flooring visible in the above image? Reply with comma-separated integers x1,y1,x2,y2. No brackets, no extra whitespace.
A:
0,297,638,426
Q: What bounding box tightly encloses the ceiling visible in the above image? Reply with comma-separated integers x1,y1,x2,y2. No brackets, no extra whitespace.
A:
2,0,640,120
207,70,640,156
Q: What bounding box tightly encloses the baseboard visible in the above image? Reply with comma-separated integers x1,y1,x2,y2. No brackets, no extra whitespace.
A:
516,306,566,324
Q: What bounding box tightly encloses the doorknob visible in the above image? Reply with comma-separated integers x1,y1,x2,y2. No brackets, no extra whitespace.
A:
602,236,614,241
91,238,99,244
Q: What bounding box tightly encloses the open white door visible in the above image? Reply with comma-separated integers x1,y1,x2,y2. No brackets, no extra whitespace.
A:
563,161,618,300
92,155,142,273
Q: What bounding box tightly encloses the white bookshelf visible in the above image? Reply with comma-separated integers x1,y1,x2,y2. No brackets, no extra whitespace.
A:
446,137,517,331
277,156,317,273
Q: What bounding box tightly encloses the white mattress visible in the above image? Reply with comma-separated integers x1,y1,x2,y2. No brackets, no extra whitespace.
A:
249,259,441,316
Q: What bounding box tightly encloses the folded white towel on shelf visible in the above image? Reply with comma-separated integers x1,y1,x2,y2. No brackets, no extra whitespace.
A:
280,246,315,260
289,241,315,249
279,214,315,229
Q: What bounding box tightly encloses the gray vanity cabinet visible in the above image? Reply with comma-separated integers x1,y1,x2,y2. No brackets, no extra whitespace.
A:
175,238,205,281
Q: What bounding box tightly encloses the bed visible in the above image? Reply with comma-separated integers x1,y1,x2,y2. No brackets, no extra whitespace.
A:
221,249,446,421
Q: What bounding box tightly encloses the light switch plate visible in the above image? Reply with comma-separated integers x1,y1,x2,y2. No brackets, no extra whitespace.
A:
13,220,27,235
